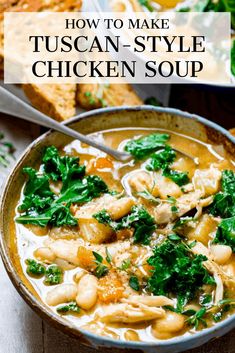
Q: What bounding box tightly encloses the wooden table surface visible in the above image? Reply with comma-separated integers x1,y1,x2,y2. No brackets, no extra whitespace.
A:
0,105,235,353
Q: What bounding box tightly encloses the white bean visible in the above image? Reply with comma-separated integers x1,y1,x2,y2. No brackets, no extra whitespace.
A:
46,284,77,306
76,274,98,310
211,244,232,265
152,311,185,338
34,247,56,263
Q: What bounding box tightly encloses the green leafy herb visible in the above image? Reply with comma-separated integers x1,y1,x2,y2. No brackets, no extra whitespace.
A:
44,265,63,285
94,205,156,245
213,216,235,251
124,133,170,160
171,205,179,213
163,168,189,186
16,147,108,227
137,190,160,205
0,132,15,168
26,259,45,277
42,146,85,190
185,307,207,329
92,251,109,278
199,293,213,308
118,259,131,271
57,302,80,314
138,0,154,12
144,96,162,106
105,247,112,264
129,276,140,291
173,217,195,230
147,239,214,311
146,145,176,171
232,41,235,77
210,170,235,218
213,299,235,322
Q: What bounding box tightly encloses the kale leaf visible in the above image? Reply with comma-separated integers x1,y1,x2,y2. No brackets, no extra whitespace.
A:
124,133,170,160
147,239,214,310
163,167,189,186
146,145,176,171
94,205,156,245
42,146,85,190
92,251,109,278
56,175,108,205
16,147,109,227
210,170,235,218
213,217,235,251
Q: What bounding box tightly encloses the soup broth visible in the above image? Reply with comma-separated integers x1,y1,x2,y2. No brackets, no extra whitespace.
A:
13,128,235,342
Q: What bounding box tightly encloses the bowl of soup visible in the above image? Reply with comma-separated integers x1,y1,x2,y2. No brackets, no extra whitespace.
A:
1,106,235,353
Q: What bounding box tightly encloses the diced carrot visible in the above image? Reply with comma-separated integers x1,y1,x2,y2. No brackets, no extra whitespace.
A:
95,157,113,170
77,246,96,271
98,271,124,304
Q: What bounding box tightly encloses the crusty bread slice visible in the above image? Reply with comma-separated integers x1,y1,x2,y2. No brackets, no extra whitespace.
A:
23,83,77,121
76,83,143,110
0,0,82,120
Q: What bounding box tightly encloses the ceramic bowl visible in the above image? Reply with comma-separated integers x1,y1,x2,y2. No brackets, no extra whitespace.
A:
1,106,235,353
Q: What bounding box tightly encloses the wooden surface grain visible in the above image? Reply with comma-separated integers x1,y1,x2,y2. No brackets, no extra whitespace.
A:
0,113,235,353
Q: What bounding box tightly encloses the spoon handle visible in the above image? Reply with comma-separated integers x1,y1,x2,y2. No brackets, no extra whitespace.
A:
0,86,131,161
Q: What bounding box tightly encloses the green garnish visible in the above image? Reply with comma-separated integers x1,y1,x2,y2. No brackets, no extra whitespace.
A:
124,133,170,160
16,146,108,227
92,251,109,278
184,307,207,329
118,259,131,271
232,41,235,77
44,265,63,285
94,205,156,245
25,259,45,277
210,170,235,251
129,276,140,291
163,168,189,186
213,217,235,251
147,239,214,311
210,170,235,219
0,132,15,168
146,145,176,171
57,302,80,314
138,0,154,12
173,217,195,230
105,247,112,264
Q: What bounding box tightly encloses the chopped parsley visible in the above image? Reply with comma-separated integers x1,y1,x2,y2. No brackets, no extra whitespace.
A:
147,238,214,311
129,276,140,291
44,265,63,285
57,302,80,314
26,259,45,277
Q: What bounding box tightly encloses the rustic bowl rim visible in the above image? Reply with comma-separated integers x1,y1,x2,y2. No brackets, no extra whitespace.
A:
1,105,235,350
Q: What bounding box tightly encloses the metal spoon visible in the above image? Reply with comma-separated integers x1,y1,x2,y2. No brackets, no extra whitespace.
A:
0,86,198,164
0,86,131,162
